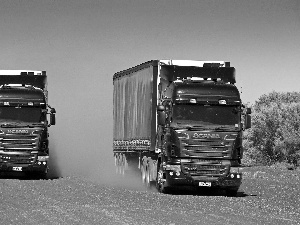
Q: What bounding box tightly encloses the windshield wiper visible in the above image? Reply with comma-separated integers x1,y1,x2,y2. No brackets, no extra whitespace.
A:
0,122,23,128
28,123,45,127
0,122,44,128
175,124,207,131
214,126,236,131
188,125,208,131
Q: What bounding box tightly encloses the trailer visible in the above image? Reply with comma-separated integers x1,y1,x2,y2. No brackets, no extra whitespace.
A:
113,60,251,195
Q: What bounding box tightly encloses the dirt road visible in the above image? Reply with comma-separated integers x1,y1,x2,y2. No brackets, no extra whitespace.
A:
0,167,299,225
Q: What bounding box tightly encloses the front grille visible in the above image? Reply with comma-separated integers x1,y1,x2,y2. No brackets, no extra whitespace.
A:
0,131,40,164
0,134,39,151
182,162,228,177
181,138,234,158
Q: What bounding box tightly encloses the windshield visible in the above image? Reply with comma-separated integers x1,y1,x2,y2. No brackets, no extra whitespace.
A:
0,107,45,124
172,104,240,129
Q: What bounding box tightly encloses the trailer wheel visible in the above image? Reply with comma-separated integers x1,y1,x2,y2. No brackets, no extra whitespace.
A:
115,154,125,175
141,162,155,189
120,154,125,175
141,164,146,185
145,165,151,188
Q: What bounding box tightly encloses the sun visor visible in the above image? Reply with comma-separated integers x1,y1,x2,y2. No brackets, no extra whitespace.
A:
160,65,236,84
0,75,47,89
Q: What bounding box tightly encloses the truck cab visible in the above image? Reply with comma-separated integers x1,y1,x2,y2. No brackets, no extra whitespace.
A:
154,61,251,195
157,79,251,195
0,70,56,178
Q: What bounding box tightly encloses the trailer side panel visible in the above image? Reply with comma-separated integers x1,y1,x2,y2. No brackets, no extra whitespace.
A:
113,64,156,152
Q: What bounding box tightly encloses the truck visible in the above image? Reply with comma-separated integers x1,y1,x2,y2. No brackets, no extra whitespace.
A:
0,70,56,178
113,60,251,195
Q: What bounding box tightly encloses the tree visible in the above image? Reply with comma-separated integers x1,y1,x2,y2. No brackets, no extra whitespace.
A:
243,91,300,166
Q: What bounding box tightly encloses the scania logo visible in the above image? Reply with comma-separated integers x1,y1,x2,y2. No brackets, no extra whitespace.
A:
192,133,220,139
7,130,28,134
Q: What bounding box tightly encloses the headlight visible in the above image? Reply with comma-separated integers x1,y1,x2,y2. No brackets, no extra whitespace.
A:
230,167,242,173
165,164,181,172
38,156,49,161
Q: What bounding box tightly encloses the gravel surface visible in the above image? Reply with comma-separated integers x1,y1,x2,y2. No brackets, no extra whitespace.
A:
0,166,299,225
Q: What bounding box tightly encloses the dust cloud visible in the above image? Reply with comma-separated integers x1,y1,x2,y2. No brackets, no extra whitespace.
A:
46,70,144,190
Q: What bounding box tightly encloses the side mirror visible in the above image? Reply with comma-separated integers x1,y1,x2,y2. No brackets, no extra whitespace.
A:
50,114,56,126
157,105,165,111
245,114,251,129
157,111,166,126
50,108,56,114
246,108,251,114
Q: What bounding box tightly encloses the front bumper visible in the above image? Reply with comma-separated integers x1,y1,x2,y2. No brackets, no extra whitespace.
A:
164,171,242,188
0,162,48,173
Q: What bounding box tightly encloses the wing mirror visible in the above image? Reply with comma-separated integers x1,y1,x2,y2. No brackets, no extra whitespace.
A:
246,108,251,114
157,105,165,111
245,114,251,129
50,114,56,126
157,111,166,126
50,108,56,114
157,105,166,126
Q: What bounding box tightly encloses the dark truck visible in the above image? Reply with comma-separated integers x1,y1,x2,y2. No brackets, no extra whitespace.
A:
0,70,56,178
113,60,251,195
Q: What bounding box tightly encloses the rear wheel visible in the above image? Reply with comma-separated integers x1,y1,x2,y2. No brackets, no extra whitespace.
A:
115,154,125,175
141,163,146,185
145,165,151,188
141,163,155,189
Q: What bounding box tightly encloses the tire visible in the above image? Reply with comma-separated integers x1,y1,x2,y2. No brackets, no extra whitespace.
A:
39,172,48,180
145,165,151,189
141,164,154,190
141,164,146,185
156,165,170,194
120,154,125,175
28,171,47,180
115,154,125,175
225,188,239,197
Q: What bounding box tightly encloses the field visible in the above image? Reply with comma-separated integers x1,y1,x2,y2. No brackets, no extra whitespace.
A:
0,166,299,225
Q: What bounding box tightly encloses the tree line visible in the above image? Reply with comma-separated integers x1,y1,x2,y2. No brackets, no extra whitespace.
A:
243,91,300,167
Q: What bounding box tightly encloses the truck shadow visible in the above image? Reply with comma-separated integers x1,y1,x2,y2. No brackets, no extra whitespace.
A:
0,172,61,180
163,187,257,198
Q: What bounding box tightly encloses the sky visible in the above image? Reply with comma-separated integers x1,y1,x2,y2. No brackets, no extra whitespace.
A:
0,0,299,180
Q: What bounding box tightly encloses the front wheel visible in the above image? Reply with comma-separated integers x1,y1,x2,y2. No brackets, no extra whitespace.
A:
156,165,170,194
225,187,239,197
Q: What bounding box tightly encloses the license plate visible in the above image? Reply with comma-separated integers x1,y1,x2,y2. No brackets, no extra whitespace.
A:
199,182,211,187
12,167,22,171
